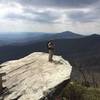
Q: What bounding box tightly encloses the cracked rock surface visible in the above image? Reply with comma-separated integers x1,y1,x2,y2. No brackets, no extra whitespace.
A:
0,52,72,100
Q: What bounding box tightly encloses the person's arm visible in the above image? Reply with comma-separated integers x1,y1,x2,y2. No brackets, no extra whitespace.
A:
48,42,55,49
48,43,52,48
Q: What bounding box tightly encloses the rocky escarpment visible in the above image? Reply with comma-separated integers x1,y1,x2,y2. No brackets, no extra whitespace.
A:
0,52,72,100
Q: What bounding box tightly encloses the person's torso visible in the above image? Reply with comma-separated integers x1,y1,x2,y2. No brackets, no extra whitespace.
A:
48,42,54,50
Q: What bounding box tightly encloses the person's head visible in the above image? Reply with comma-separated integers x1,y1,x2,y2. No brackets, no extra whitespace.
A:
48,40,53,43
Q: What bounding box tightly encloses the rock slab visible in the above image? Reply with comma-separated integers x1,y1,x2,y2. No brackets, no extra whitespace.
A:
0,52,72,100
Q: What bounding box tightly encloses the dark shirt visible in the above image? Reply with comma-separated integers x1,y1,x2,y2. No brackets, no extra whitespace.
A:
47,42,54,50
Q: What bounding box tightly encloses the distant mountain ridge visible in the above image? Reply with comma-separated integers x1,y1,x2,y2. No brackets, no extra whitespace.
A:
53,31,84,39
0,31,84,46
35,31,84,41
0,33,100,64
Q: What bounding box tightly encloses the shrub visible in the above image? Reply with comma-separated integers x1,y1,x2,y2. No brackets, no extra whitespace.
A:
61,82,100,100
61,82,85,100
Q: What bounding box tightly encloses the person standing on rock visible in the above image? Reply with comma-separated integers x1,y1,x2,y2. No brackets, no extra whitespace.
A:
47,40,55,62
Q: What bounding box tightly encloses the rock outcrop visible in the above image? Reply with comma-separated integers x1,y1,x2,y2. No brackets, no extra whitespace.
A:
0,52,72,100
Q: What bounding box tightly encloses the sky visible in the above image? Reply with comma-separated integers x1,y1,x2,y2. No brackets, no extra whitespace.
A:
0,0,100,34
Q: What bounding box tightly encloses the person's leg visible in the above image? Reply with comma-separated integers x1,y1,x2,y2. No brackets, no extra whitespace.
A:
49,50,53,62
51,50,53,61
49,50,51,61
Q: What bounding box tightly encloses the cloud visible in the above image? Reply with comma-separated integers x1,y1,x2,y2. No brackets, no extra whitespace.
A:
67,1,100,23
33,11,60,23
68,11,100,22
15,0,98,8
5,8,60,23
1,0,100,24
0,0,100,34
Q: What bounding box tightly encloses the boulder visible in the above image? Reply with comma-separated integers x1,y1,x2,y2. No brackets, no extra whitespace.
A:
0,52,72,100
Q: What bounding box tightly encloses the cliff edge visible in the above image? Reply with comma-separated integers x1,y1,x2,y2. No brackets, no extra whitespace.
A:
0,52,72,100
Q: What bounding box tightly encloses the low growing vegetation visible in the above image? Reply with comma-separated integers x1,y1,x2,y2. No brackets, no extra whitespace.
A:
60,81,100,100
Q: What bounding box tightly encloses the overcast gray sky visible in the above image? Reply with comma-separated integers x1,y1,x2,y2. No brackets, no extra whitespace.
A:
0,0,100,34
